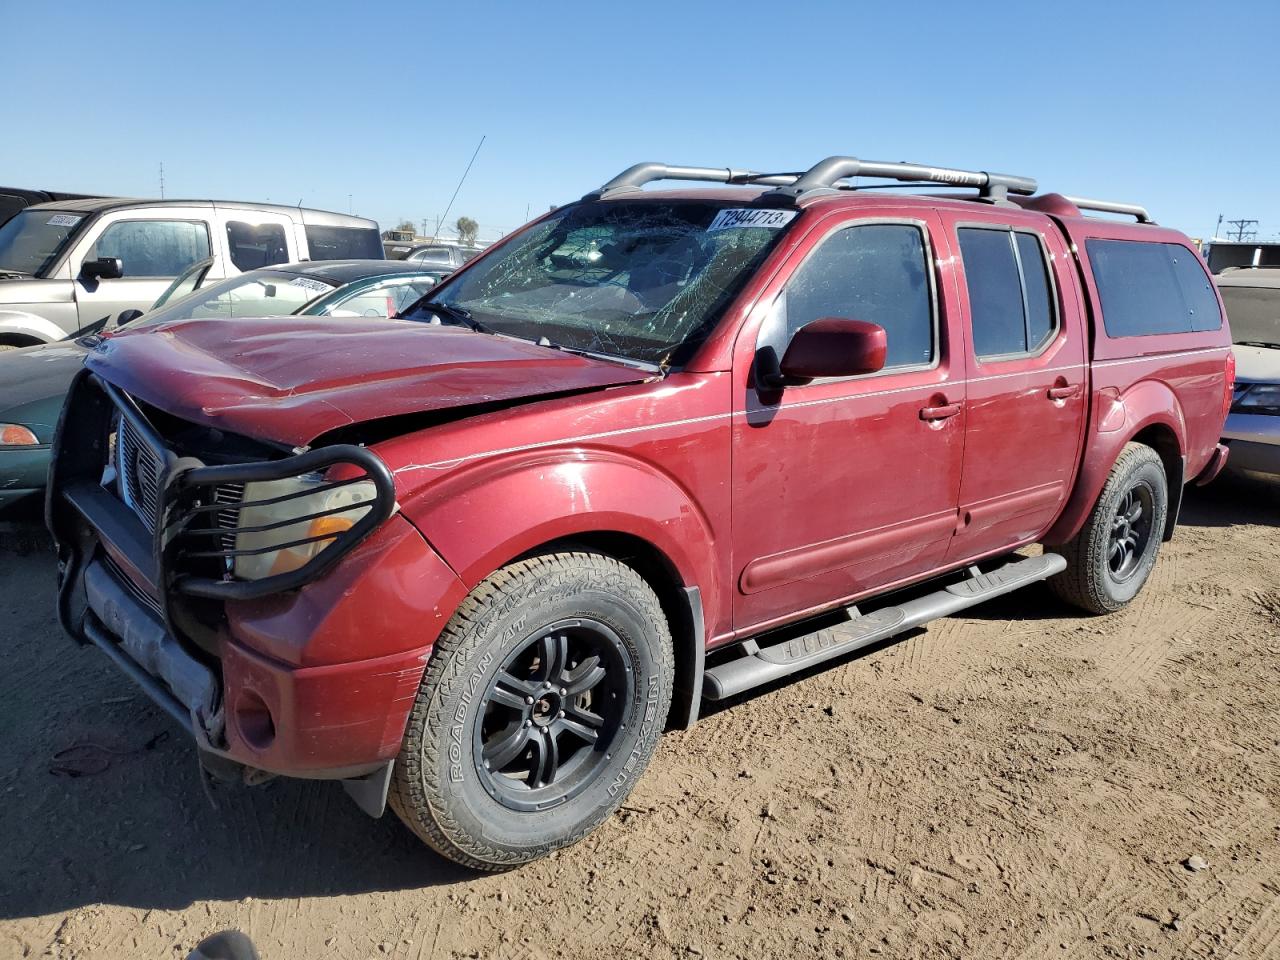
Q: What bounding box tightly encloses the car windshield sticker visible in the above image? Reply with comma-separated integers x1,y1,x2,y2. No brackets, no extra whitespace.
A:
707,208,797,232
289,277,333,295
46,214,82,228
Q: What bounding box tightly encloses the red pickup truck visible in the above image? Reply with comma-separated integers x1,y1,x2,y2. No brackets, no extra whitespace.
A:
48,156,1233,870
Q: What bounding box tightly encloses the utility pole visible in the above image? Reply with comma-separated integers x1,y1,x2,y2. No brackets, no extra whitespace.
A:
420,218,429,240
1225,218,1259,242
159,162,165,199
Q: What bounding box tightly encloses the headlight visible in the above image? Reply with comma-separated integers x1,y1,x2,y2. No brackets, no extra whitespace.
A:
1233,384,1280,412
0,424,40,446
233,473,378,580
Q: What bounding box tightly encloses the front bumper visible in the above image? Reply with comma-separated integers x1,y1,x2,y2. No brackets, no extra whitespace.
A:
48,371,467,788
1223,411,1280,478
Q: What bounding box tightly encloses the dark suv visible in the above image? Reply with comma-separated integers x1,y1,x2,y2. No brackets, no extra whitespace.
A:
49,155,1233,870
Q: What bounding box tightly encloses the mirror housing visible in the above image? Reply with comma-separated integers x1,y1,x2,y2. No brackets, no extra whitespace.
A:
768,318,888,386
82,257,123,281
116,309,144,326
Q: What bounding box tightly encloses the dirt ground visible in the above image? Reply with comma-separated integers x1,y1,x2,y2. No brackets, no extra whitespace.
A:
1,473,1278,960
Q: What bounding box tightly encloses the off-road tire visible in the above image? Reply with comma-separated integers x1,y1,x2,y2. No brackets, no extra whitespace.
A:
1050,442,1168,614
389,551,673,871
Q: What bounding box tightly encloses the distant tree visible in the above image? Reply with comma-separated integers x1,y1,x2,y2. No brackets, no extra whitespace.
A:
395,219,416,234
455,216,479,246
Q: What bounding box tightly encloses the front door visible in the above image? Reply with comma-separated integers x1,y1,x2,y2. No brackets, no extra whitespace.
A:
941,210,1088,562
731,211,966,634
71,210,213,330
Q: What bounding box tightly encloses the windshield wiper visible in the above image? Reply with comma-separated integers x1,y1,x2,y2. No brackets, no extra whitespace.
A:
1235,340,1280,349
415,301,493,334
530,335,662,373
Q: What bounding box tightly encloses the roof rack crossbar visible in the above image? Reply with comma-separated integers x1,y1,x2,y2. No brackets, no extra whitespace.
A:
1061,195,1153,224
586,164,802,200
766,156,1037,202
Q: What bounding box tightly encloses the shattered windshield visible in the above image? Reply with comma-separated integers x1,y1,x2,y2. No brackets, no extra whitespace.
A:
405,199,795,366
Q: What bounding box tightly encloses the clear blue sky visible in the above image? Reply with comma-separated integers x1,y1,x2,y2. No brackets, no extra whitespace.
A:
6,0,1277,243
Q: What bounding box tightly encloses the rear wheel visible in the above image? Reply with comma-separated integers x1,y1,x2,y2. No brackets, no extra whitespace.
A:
389,551,673,870
1050,442,1168,614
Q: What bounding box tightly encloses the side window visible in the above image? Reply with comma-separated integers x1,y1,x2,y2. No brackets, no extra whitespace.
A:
1087,240,1222,336
957,227,1057,359
90,220,211,278
226,222,289,271
304,225,383,260
324,278,438,318
782,223,934,370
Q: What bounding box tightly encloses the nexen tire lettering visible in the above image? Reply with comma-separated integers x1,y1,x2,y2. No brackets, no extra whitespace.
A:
608,675,660,797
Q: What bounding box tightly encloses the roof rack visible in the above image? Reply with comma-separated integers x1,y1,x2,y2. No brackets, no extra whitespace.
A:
587,155,1038,205
584,164,803,201
1060,195,1153,224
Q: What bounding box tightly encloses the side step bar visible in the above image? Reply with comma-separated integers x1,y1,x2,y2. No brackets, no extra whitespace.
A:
703,553,1066,701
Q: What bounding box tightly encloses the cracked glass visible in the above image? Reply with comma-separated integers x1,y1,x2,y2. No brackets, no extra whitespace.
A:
405,200,793,367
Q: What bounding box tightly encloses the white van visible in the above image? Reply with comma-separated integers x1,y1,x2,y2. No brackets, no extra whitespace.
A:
0,198,382,345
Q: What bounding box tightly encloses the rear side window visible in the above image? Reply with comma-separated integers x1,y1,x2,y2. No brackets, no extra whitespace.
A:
90,220,211,278
1087,239,1222,336
957,227,1057,358
304,225,383,260
782,223,934,369
226,222,289,271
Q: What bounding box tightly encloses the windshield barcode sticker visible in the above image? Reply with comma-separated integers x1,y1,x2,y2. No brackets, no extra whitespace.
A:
46,215,82,227
707,208,797,232
289,277,332,295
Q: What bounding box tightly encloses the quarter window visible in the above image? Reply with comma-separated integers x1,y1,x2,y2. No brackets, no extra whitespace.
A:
227,221,289,271
958,227,1057,359
781,223,935,370
89,220,211,278
1087,239,1222,336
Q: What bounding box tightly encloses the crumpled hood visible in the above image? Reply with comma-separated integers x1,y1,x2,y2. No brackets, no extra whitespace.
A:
85,316,651,447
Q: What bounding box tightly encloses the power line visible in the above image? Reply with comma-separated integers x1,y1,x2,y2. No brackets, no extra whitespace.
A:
433,135,486,240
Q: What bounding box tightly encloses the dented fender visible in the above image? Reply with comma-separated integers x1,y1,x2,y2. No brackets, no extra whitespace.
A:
395,447,726,635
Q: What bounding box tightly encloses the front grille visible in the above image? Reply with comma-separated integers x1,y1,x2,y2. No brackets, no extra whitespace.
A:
100,550,164,621
118,415,163,533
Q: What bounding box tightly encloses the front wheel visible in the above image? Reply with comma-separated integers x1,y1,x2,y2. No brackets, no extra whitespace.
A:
389,551,673,870
1050,442,1169,614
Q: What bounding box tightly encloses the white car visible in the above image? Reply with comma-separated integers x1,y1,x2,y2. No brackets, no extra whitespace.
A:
1218,269,1280,478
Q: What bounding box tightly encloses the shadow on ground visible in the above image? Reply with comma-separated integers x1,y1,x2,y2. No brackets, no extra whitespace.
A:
0,538,472,922
1180,470,1280,528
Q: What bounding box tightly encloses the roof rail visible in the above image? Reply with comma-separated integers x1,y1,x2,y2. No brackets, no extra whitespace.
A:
584,163,802,200
1060,195,1153,224
765,156,1038,203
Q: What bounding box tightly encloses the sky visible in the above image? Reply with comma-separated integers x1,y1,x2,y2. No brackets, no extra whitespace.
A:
5,0,1278,244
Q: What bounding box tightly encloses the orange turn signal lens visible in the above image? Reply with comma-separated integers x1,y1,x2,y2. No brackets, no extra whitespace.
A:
265,514,358,577
0,424,39,446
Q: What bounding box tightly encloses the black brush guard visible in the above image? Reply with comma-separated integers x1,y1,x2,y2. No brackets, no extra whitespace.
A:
50,371,398,629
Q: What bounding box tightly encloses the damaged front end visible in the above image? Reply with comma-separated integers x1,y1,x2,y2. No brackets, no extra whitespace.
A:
48,369,403,812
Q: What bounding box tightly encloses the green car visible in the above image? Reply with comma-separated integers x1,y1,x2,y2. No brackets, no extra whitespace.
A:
0,259,444,511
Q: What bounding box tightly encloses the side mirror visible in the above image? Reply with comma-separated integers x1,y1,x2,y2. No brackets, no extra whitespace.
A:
116,309,144,326
771,318,888,386
82,257,123,281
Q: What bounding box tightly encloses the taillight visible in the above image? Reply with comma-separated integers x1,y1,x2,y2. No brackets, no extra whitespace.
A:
1223,350,1236,422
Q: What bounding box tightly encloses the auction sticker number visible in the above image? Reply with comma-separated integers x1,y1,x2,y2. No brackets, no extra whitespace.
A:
707,208,797,232
46,215,82,228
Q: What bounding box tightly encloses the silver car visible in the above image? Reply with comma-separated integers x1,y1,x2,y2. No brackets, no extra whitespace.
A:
0,198,382,347
1218,269,1280,478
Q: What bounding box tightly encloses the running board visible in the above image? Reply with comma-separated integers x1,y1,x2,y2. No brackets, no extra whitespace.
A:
703,553,1066,701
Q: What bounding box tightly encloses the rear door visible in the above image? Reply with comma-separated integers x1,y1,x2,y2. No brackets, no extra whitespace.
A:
940,208,1088,562
731,208,966,632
